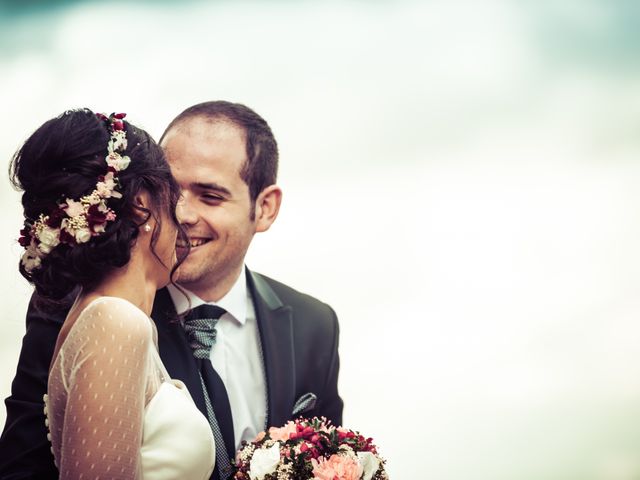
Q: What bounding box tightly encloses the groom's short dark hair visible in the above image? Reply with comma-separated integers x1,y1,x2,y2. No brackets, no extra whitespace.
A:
160,101,278,203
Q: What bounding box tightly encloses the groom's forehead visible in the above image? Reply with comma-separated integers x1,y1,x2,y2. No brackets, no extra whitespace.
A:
168,115,246,141
163,131,249,189
163,120,246,159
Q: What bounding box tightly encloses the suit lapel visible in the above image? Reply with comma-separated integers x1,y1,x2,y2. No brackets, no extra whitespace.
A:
247,270,295,429
151,288,208,417
152,274,297,430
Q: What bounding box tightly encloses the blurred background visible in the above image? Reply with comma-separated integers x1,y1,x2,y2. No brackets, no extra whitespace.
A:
2,0,640,478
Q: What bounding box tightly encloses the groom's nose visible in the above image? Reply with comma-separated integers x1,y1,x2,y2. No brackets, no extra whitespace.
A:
176,193,198,226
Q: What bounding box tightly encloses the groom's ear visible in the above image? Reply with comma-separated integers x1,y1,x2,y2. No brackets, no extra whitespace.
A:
254,185,282,233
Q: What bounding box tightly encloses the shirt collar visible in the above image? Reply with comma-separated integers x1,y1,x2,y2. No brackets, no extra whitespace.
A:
167,268,248,325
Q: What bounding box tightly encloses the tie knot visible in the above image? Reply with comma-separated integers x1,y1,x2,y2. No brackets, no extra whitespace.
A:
183,305,227,359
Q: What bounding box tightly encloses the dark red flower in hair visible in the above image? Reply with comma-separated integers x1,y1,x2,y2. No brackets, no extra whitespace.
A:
86,204,108,232
46,208,65,228
18,227,32,247
59,229,76,245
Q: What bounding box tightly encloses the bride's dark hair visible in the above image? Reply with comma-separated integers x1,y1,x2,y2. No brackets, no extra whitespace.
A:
9,108,187,300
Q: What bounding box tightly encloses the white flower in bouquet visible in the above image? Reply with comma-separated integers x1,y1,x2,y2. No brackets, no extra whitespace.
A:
248,441,281,480
358,452,382,480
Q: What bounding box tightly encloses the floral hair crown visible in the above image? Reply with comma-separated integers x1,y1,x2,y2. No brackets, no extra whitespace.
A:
19,112,131,273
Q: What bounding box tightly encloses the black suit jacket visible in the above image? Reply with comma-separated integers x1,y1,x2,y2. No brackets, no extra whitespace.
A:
0,269,343,479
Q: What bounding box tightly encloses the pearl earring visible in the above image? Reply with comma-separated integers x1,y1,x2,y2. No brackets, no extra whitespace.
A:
143,224,151,232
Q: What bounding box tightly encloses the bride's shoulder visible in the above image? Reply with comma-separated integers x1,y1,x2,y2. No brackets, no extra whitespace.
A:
75,296,152,341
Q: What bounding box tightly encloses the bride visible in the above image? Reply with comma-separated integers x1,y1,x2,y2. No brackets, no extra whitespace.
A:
10,109,215,479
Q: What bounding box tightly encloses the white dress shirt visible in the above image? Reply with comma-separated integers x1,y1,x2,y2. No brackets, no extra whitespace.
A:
167,268,267,448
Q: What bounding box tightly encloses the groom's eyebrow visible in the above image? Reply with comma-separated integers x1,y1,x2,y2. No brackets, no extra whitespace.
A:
192,182,232,196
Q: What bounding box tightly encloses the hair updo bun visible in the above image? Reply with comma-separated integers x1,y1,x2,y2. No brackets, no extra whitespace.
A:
10,108,183,300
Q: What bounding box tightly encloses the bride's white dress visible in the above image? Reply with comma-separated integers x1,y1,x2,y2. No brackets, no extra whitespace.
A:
44,296,215,479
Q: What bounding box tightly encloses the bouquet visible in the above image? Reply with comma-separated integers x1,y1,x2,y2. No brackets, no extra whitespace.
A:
233,417,388,480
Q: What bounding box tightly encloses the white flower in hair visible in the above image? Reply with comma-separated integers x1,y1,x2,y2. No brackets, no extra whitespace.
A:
96,172,117,198
108,130,128,152
106,152,131,171
75,228,92,243
21,244,42,272
82,192,102,206
64,199,84,218
36,226,61,254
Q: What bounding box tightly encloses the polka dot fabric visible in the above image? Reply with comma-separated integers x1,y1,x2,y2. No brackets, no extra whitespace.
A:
45,297,215,479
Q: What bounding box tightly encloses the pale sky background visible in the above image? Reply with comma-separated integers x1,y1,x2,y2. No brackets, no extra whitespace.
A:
2,1,640,478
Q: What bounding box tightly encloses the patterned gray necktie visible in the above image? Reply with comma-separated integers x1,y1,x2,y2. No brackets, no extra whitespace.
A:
183,305,233,479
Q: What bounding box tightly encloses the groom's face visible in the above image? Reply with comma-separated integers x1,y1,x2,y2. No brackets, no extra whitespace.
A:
161,117,258,299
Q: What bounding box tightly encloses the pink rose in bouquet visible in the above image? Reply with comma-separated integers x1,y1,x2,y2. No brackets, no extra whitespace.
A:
311,454,363,480
234,417,388,480
268,421,298,442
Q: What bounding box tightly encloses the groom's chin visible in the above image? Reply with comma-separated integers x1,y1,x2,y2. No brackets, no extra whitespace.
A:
172,258,203,286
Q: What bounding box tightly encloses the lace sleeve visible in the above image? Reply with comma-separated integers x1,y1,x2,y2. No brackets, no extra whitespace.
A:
48,297,153,479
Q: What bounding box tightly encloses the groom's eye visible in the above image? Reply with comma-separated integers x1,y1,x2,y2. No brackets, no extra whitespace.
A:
202,194,224,203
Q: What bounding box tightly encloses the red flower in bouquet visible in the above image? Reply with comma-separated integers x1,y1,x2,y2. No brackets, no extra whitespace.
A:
234,417,388,480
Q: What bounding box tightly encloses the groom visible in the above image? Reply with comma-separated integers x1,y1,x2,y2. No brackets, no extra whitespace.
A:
0,101,343,479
